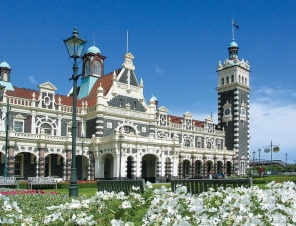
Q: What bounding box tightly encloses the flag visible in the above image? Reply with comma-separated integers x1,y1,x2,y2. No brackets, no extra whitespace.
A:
233,21,239,30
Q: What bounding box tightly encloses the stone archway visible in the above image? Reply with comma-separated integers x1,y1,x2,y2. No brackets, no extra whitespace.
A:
45,154,64,178
226,161,232,176
126,156,133,179
217,161,223,174
102,154,114,179
206,160,213,174
195,160,202,176
183,160,191,178
142,154,157,183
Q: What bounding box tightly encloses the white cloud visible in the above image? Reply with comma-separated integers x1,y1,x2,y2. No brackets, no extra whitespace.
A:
154,66,164,75
28,75,37,85
250,86,296,163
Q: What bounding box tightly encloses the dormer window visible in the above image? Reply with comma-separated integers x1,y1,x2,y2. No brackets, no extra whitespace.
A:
85,60,90,76
92,61,101,76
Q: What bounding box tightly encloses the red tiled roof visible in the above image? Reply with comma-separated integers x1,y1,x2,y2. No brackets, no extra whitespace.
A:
7,87,40,100
7,69,122,108
168,115,205,127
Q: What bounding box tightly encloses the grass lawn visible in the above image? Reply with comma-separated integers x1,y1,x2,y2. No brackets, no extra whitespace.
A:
45,183,171,196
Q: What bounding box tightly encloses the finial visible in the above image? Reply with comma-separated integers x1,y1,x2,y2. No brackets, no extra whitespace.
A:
73,27,78,37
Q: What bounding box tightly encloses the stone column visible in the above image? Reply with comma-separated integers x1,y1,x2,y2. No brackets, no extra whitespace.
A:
8,146,15,177
214,156,217,174
178,155,183,178
191,155,196,177
39,148,45,177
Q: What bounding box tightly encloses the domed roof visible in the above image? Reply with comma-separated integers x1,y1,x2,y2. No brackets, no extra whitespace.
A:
150,95,158,102
0,61,11,69
229,40,238,48
86,43,101,54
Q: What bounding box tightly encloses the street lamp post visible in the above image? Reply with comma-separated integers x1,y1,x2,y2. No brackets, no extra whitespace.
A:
252,151,255,166
285,153,288,172
0,85,10,177
118,131,124,180
263,140,280,175
63,28,87,197
258,148,261,165
252,150,255,176
81,134,85,180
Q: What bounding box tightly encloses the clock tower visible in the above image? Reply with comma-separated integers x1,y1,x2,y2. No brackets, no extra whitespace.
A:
216,39,251,174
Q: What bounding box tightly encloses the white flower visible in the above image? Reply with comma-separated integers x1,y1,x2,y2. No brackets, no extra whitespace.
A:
121,200,132,209
132,186,140,191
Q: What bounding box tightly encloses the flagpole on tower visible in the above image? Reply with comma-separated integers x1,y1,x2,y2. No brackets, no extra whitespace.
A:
232,19,234,40
126,30,129,54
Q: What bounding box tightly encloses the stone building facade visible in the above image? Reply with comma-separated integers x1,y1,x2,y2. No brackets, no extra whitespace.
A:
0,37,250,181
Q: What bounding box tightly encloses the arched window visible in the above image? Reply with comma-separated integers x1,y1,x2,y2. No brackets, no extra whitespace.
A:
123,126,135,134
185,140,190,147
207,142,212,149
226,76,229,84
221,78,224,85
245,78,247,85
231,75,234,82
41,123,52,135
239,75,241,83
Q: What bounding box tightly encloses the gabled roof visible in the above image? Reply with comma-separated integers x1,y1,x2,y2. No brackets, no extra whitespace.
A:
79,68,122,107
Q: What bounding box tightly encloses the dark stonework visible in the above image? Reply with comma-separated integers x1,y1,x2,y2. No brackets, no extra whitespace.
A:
237,89,249,158
96,116,104,137
41,92,53,109
218,88,249,156
118,70,138,86
61,118,71,136
218,89,235,150
86,118,97,138
102,118,151,137
107,95,146,112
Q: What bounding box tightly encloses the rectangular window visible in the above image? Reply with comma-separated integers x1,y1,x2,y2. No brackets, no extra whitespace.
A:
67,126,72,135
14,121,24,133
197,142,201,148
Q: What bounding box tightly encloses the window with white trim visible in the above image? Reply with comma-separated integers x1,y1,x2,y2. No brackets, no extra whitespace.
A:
185,140,190,147
14,120,24,133
41,123,52,135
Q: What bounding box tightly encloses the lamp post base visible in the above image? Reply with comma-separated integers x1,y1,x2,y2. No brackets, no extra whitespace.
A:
69,185,78,197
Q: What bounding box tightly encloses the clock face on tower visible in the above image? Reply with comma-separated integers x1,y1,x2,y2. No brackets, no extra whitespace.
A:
225,109,230,115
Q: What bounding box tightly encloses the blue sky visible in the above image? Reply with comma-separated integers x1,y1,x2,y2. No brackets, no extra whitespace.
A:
1,1,296,163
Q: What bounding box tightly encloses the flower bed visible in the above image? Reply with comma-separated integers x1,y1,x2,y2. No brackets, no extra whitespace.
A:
1,181,296,225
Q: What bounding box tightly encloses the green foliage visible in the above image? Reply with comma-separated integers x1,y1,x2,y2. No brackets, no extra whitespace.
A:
253,175,296,185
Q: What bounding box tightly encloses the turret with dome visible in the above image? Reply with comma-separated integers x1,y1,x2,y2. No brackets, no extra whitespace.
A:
0,60,14,91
